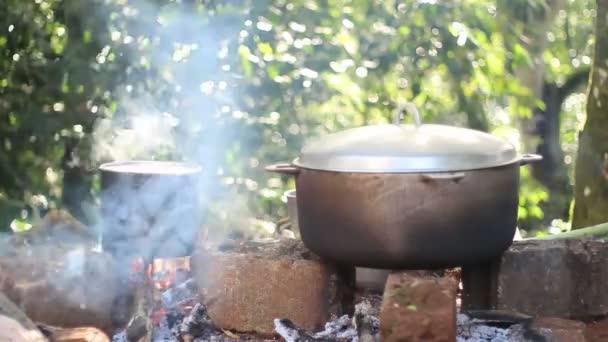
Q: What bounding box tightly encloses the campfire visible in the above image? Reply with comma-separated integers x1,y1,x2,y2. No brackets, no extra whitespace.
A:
1,208,606,342
111,256,207,341
112,254,382,342
1,161,606,342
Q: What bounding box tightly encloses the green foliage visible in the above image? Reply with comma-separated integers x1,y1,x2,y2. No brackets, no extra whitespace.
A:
0,0,596,232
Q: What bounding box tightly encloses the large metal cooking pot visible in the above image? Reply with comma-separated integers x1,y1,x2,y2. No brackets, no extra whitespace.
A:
266,103,541,269
99,160,202,262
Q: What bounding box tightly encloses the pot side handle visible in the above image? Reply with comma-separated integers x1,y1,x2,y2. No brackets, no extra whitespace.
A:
265,163,300,175
520,154,543,166
420,172,466,182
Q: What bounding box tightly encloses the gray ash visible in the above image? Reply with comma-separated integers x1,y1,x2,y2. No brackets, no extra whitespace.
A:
274,300,379,342
456,313,519,342
112,276,522,342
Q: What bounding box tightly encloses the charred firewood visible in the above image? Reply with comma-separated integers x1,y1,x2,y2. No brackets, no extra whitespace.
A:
354,301,379,342
165,310,185,330
37,325,110,342
124,269,154,342
178,303,216,341
125,315,148,342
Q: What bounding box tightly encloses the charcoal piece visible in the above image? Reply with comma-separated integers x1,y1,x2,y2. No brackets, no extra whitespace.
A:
125,316,147,342
273,318,336,342
165,310,185,330
178,303,216,339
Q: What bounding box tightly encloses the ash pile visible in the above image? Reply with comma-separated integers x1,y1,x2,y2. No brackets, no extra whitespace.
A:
111,275,525,342
457,312,518,342
273,301,380,342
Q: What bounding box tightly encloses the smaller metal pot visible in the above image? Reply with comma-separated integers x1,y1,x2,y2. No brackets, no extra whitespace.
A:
283,189,300,238
99,160,202,261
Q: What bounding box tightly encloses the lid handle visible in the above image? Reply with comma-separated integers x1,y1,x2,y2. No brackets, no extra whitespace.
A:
393,102,422,127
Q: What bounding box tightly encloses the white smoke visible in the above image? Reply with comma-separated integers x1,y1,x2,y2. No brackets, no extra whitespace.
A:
92,95,178,163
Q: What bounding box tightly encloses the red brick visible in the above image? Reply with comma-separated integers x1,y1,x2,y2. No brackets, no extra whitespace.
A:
380,271,457,342
192,239,354,336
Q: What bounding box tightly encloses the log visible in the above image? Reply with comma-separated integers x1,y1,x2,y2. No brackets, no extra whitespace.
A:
125,267,154,342
40,326,109,342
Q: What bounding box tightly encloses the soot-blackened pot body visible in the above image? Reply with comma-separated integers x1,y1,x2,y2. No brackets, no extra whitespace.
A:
99,161,202,261
267,163,522,269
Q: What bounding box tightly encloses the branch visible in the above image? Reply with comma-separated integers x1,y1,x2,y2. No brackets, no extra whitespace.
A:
527,221,608,240
558,67,591,103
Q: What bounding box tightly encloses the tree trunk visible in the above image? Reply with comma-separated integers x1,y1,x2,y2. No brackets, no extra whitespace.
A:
533,83,571,223
572,0,608,229
533,69,589,224
498,0,567,227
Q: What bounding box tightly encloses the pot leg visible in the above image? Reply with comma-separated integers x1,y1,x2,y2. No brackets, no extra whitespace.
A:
461,259,500,310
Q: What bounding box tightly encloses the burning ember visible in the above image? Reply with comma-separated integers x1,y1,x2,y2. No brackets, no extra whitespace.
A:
146,257,197,326
112,256,203,341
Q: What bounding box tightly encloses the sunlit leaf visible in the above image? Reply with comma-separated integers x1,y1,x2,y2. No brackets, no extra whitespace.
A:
238,44,253,77
10,219,32,233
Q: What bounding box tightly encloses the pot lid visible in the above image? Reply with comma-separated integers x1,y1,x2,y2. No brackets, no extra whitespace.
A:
293,103,519,173
99,160,202,175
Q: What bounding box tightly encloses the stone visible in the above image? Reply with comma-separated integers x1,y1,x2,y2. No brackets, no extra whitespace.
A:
379,271,458,342
493,239,608,319
0,247,119,333
0,315,48,342
527,317,587,342
191,239,355,336
0,292,47,341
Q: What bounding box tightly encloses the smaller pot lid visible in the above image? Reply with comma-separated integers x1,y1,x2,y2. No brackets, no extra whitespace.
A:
99,160,202,175
293,103,519,173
